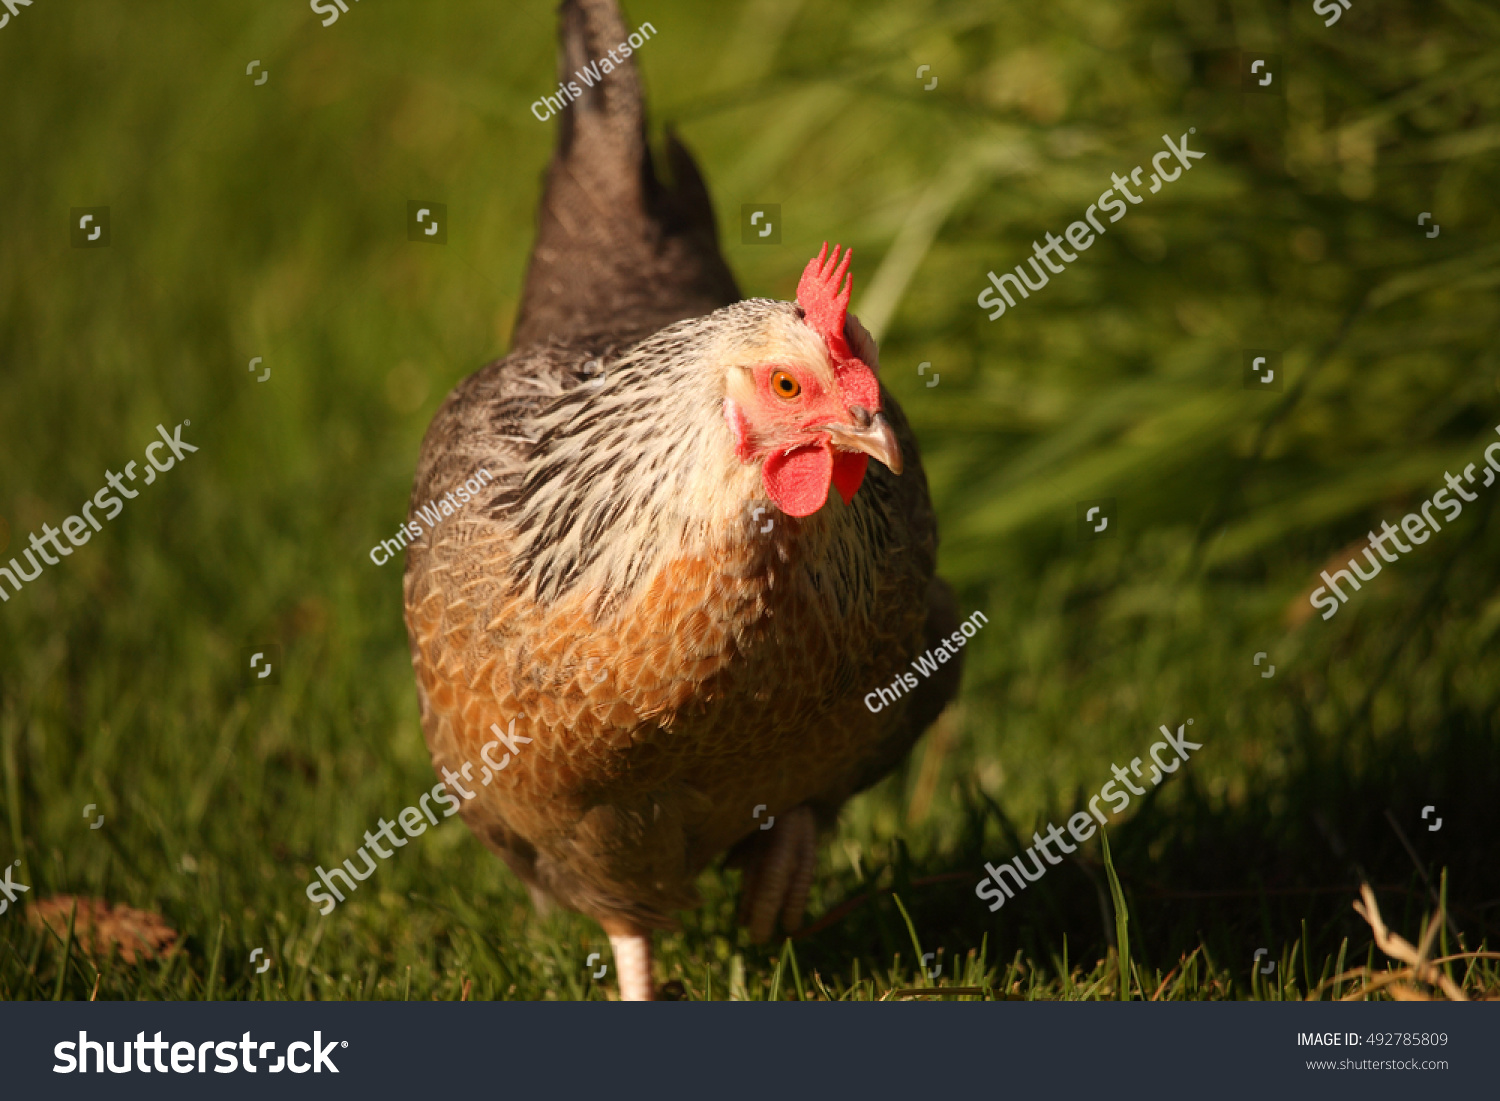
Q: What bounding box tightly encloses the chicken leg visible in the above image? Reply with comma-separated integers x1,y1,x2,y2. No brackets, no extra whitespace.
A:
602,917,656,1002
737,805,819,943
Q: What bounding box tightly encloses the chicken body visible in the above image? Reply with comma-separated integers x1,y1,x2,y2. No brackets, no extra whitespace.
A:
402,0,961,999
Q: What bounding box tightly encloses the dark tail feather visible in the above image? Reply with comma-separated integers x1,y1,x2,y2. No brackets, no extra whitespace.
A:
512,0,740,351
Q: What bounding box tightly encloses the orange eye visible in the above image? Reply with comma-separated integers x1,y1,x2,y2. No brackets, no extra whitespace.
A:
771,370,801,399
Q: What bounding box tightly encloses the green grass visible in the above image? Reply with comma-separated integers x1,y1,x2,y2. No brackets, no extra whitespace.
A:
3,0,1500,1000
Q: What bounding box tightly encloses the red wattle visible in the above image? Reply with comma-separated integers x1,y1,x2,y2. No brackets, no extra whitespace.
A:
830,452,869,505
762,442,833,518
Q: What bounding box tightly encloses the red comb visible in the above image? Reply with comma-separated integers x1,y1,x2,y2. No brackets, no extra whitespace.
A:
796,243,854,362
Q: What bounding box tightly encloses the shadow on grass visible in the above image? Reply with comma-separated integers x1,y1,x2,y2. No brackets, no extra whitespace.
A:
784,710,1499,998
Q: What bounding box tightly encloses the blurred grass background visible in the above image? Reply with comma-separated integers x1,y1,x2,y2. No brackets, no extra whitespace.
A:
1,0,1498,999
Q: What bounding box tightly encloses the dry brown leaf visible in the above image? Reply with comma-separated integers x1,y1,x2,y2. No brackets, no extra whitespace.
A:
28,896,177,964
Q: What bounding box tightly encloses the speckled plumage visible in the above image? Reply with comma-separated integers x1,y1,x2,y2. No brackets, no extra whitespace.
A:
402,0,961,959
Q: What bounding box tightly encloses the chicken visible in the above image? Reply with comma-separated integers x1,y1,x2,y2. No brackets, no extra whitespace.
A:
402,0,962,1000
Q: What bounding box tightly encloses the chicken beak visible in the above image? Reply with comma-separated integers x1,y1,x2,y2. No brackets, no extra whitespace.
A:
825,407,903,476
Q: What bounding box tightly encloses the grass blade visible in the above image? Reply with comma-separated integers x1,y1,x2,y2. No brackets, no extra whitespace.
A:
1101,828,1130,1001
767,946,785,1002
52,899,78,1001
781,938,806,1001
203,915,225,1001
891,892,929,987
